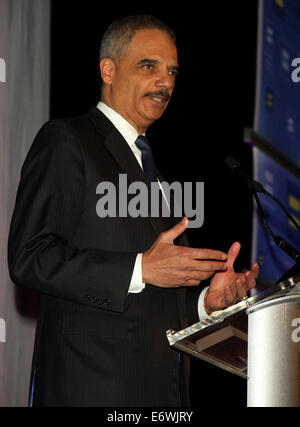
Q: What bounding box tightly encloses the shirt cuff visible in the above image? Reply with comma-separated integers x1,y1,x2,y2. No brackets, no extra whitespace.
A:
197,286,210,321
128,253,145,294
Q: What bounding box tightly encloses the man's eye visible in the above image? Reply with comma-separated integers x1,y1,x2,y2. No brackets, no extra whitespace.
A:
169,70,178,77
143,64,154,70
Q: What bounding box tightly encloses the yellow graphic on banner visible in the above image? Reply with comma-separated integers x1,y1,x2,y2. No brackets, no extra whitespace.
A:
275,0,284,9
289,195,300,212
266,92,274,108
288,195,300,230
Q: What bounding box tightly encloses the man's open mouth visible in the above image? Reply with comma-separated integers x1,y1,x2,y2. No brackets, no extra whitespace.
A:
145,91,170,104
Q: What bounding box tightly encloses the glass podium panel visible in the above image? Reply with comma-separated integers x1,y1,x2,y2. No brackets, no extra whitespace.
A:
167,275,300,378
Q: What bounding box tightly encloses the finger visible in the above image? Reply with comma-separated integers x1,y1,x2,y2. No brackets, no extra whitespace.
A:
185,279,201,287
226,242,241,270
251,263,260,279
187,259,227,272
244,270,258,291
187,248,228,262
162,217,188,243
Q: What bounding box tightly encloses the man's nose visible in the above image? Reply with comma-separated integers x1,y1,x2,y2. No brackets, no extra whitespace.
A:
154,71,174,89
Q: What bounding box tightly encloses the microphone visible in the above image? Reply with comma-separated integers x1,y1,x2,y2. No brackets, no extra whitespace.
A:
225,156,300,232
225,156,300,264
225,156,264,193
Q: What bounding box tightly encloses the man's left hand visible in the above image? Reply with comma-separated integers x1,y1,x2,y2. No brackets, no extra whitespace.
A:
204,242,259,315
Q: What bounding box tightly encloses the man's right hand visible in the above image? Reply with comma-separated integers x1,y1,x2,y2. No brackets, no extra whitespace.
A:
142,217,228,288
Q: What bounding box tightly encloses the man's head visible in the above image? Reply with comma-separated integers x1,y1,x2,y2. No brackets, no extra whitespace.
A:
99,15,178,134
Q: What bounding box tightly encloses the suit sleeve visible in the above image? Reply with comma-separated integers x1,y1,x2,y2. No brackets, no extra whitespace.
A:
8,120,137,313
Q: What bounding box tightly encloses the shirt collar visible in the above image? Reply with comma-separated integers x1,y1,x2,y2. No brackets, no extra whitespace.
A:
97,101,142,149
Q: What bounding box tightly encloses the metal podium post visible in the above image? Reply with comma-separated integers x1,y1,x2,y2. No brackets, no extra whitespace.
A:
166,274,300,407
247,294,300,407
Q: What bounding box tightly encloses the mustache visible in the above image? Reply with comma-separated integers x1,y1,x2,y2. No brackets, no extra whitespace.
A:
144,90,171,102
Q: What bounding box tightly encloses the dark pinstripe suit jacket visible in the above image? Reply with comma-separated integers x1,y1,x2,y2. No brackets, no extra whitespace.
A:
8,107,201,407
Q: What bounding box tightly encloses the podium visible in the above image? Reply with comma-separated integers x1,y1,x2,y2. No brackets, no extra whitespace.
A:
167,274,300,407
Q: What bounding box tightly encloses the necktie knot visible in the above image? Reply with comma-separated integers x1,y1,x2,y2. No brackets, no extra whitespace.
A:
135,135,156,183
135,135,151,153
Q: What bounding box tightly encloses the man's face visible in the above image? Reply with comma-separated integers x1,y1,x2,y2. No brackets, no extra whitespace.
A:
101,29,179,134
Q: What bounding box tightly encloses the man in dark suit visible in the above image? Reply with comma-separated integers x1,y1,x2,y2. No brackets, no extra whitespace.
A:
8,15,258,407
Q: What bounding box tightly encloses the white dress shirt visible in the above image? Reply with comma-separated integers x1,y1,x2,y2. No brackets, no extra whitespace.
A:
96,101,209,321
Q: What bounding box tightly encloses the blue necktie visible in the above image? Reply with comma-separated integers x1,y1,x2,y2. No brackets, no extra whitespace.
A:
136,135,173,231
135,135,157,183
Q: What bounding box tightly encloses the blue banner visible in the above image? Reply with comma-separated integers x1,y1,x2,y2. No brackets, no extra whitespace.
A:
255,0,300,167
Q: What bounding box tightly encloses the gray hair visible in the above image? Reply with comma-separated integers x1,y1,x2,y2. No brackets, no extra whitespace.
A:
99,15,176,63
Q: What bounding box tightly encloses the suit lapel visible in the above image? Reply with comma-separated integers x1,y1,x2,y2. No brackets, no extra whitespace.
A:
87,107,165,236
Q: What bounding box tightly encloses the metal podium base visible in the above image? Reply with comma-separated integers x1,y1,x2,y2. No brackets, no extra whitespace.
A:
167,274,300,407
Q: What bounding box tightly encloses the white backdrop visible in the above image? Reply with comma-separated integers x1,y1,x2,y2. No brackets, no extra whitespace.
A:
0,0,50,406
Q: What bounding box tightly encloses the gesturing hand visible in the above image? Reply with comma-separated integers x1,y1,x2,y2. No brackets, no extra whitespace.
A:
204,242,259,315
142,218,228,288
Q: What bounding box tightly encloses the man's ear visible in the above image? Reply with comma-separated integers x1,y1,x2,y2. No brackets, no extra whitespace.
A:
100,58,115,85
